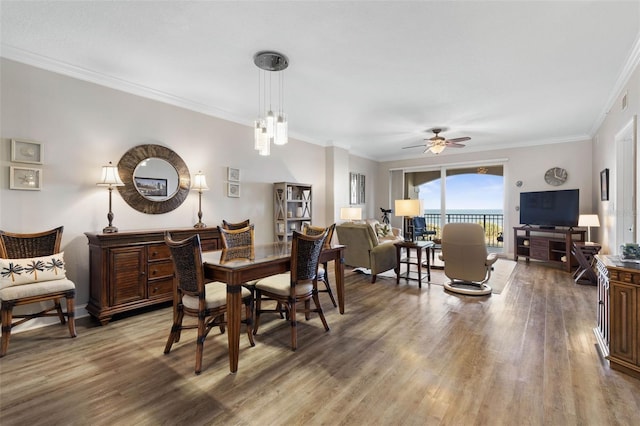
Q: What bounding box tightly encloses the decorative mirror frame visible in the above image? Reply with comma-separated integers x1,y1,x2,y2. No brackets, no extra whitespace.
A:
117,144,190,214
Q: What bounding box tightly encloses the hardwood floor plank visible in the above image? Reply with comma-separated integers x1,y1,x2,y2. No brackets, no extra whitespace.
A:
2,262,640,425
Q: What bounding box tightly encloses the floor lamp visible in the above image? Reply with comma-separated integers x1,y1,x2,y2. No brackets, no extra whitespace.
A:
97,161,125,233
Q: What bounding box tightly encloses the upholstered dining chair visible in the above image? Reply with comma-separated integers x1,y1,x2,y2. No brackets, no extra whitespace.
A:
302,223,337,307
221,219,251,230
439,222,498,296
0,226,76,357
164,233,254,374
253,230,329,351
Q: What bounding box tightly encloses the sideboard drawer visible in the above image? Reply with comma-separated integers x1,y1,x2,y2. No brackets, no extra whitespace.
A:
148,260,174,280
148,277,174,299
147,243,171,261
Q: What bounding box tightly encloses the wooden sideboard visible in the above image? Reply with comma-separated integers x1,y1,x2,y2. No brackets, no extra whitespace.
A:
594,255,640,379
85,227,220,325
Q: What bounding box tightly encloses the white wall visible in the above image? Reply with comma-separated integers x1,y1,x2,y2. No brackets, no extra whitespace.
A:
375,140,594,256
0,59,329,315
592,61,640,254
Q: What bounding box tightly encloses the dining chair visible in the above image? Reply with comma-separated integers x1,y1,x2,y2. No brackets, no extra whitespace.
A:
302,223,337,307
221,219,251,230
0,226,76,357
253,230,329,351
164,232,254,374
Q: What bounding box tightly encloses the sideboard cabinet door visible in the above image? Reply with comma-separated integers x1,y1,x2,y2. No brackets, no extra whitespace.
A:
110,246,146,306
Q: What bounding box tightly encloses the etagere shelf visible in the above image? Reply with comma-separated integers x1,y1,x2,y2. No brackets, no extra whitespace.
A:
274,182,312,242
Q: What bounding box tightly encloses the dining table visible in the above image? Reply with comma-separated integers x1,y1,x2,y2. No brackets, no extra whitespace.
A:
201,242,346,373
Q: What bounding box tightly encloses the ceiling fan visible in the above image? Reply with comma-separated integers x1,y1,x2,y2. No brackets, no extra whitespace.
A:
403,128,470,154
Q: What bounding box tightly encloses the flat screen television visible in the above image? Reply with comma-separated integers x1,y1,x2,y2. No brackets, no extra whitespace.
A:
519,189,579,228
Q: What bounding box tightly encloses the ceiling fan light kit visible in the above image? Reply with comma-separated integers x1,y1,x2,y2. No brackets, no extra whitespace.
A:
402,128,470,154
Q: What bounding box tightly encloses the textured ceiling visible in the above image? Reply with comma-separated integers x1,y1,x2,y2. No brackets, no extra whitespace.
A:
1,1,639,161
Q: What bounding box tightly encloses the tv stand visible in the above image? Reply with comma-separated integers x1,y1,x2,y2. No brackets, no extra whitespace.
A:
513,226,586,272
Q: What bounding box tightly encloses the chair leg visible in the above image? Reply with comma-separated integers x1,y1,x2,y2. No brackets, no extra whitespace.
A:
289,299,297,351
253,290,262,335
304,300,311,320
313,292,330,332
322,279,337,307
1,302,13,357
65,296,77,338
371,274,377,283
195,314,207,375
244,298,255,347
53,297,66,324
164,307,184,354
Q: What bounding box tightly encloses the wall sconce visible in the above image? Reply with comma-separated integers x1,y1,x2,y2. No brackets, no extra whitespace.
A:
192,171,209,228
340,207,362,222
97,161,125,233
578,214,600,243
395,199,422,241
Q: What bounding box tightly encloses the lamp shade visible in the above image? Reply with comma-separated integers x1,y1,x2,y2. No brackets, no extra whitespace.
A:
578,214,600,228
97,162,124,187
394,199,422,217
192,171,209,191
340,207,362,221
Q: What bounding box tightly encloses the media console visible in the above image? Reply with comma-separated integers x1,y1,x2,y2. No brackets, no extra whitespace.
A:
513,226,586,272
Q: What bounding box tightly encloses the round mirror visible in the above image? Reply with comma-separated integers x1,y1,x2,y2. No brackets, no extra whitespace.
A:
133,158,179,201
117,144,190,214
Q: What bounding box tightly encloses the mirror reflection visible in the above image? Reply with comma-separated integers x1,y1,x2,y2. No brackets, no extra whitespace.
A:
133,157,179,201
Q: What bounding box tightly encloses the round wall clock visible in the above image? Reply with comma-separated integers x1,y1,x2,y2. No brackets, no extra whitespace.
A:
544,167,568,186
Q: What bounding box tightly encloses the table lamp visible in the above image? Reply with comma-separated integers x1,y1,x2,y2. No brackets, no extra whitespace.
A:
97,161,125,233
340,207,362,222
192,171,209,228
578,214,600,243
395,199,422,241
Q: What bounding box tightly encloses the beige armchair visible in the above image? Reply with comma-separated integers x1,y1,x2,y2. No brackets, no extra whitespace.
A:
335,223,398,283
439,222,498,296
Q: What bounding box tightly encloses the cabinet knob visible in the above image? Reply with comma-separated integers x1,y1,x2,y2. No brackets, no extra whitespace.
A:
152,251,158,256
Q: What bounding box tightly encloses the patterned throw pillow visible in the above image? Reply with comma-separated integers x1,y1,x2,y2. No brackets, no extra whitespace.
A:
375,223,393,239
0,252,67,288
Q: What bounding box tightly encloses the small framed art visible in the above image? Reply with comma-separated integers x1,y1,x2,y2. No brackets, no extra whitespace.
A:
11,139,43,164
600,168,609,201
10,166,42,190
227,167,240,182
227,182,240,198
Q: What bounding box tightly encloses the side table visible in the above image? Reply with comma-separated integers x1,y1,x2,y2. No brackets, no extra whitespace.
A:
572,242,601,285
395,240,434,288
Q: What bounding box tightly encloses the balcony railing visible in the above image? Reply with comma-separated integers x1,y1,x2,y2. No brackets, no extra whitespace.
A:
422,213,504,248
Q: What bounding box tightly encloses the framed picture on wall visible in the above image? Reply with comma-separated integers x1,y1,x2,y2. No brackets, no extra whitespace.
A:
11,139,43,164
10,166,42,190
227,167,240,182
227,182,240,198
600,168,609,201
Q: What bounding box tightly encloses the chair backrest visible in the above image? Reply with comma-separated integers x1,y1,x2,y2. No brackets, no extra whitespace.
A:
441,222,490,281
164,233,205,297
291,230,327,284
335,223,378,267
412,216,426,237
302,223,335,249
0,226,63,258
221,219,251,230
218,225,255,249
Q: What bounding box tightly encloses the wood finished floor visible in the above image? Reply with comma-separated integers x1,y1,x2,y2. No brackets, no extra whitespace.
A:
2,261,640,425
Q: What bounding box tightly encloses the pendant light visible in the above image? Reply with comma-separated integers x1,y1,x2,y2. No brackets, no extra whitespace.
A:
254,51,289,154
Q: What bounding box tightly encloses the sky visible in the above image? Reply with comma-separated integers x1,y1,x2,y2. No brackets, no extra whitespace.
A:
418,173,504,211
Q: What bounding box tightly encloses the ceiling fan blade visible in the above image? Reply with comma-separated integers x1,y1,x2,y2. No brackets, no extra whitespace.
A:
402,144,426,149
445,142,466,148
446,136,471,143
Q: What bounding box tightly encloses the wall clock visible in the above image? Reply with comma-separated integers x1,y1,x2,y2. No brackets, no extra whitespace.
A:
544,167,568,186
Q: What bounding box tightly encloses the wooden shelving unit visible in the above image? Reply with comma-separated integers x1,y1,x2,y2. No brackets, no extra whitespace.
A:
274,182,312,242
513,226,585,272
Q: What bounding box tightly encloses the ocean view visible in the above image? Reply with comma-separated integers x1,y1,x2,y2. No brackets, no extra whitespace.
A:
423,209,503,215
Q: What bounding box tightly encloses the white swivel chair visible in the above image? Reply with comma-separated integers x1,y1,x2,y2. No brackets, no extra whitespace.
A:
439,222,497,296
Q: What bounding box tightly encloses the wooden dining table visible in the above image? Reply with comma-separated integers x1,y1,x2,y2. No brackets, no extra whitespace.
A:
201,242,346,373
